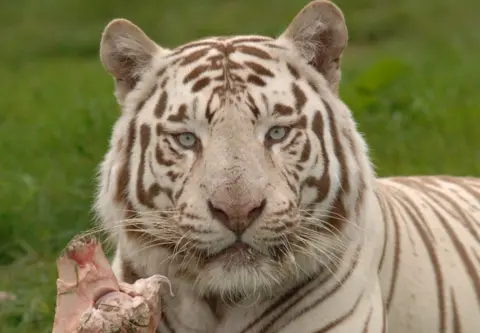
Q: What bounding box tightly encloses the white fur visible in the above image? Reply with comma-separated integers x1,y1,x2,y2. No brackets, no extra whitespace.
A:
93,1,480,332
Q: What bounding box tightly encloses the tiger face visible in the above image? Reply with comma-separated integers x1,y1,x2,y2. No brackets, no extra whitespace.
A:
96,0,372,299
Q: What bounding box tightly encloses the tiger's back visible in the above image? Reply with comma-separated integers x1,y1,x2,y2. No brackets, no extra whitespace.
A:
377,176,480,333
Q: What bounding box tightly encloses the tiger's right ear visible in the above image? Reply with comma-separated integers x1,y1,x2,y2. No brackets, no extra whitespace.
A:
278,1,348,94
100,19,164,102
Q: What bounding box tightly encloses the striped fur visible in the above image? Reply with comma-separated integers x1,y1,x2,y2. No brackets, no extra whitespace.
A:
94,1,480,332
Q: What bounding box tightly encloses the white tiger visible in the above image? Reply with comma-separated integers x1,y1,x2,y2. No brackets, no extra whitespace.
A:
93,0,480,332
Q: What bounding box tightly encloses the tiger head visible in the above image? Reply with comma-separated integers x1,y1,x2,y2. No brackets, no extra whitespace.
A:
95,0,375,300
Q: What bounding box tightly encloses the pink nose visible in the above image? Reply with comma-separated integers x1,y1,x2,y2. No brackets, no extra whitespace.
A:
207,196,267,234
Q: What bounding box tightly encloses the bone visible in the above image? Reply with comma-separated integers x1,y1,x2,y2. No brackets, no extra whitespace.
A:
52,235,171,333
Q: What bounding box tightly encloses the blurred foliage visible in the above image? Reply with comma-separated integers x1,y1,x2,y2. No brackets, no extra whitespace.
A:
0,0,479,332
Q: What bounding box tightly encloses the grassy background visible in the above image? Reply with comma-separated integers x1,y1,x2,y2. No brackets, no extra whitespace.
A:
0,0,478,331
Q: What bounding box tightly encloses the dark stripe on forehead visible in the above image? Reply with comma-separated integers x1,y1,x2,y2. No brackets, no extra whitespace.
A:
169,41,216,56
154,91,168,118
287,63,300,79
247,75,266,87
205,97,215,124
180,48,211,66
156,66,167,78
213,42,235,56
192,77,211,92
263,43,287,50
260,93,269,112
246,93,261,119
292,83,307,112
207,54,226,69
191,97,199,119
204,86,224,124
160,76,169,88
307,80,319,93
167,104,189,123
273,103,294,116
231,36,273,44
244,61,274,77
236,45,272,59
183,64,211,84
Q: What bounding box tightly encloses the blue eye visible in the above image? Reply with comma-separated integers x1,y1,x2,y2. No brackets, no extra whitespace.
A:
267,126,288,141
176,132,197,148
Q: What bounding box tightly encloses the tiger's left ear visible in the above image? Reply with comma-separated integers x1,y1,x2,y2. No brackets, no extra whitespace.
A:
278,0,348,93
100,19,166,104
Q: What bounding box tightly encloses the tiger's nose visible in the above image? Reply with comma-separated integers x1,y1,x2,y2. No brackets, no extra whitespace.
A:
207,197,267,235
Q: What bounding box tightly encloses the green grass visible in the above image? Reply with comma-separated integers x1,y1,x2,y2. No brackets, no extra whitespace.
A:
0,0,479,331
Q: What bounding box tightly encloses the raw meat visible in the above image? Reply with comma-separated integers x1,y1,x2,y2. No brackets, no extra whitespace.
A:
52,235,171,333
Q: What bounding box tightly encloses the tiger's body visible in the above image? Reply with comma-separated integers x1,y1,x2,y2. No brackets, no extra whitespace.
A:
93,1,480,332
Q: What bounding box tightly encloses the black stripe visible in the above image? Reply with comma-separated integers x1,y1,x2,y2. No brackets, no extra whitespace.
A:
362,307,373,333
376,190,389,272
393,188,447,333
450,288,462,333
410,178,480,243
238,275,316,333
314,290,364,333
383,193,401,309
265,245,361,333
429,203,480,306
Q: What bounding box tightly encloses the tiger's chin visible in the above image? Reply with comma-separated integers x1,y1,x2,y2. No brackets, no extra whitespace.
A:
193,259,289,302
182,243,315,302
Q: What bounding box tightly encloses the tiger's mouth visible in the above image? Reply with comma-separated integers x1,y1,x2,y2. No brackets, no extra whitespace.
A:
204,241,257,263
201,241,288,265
